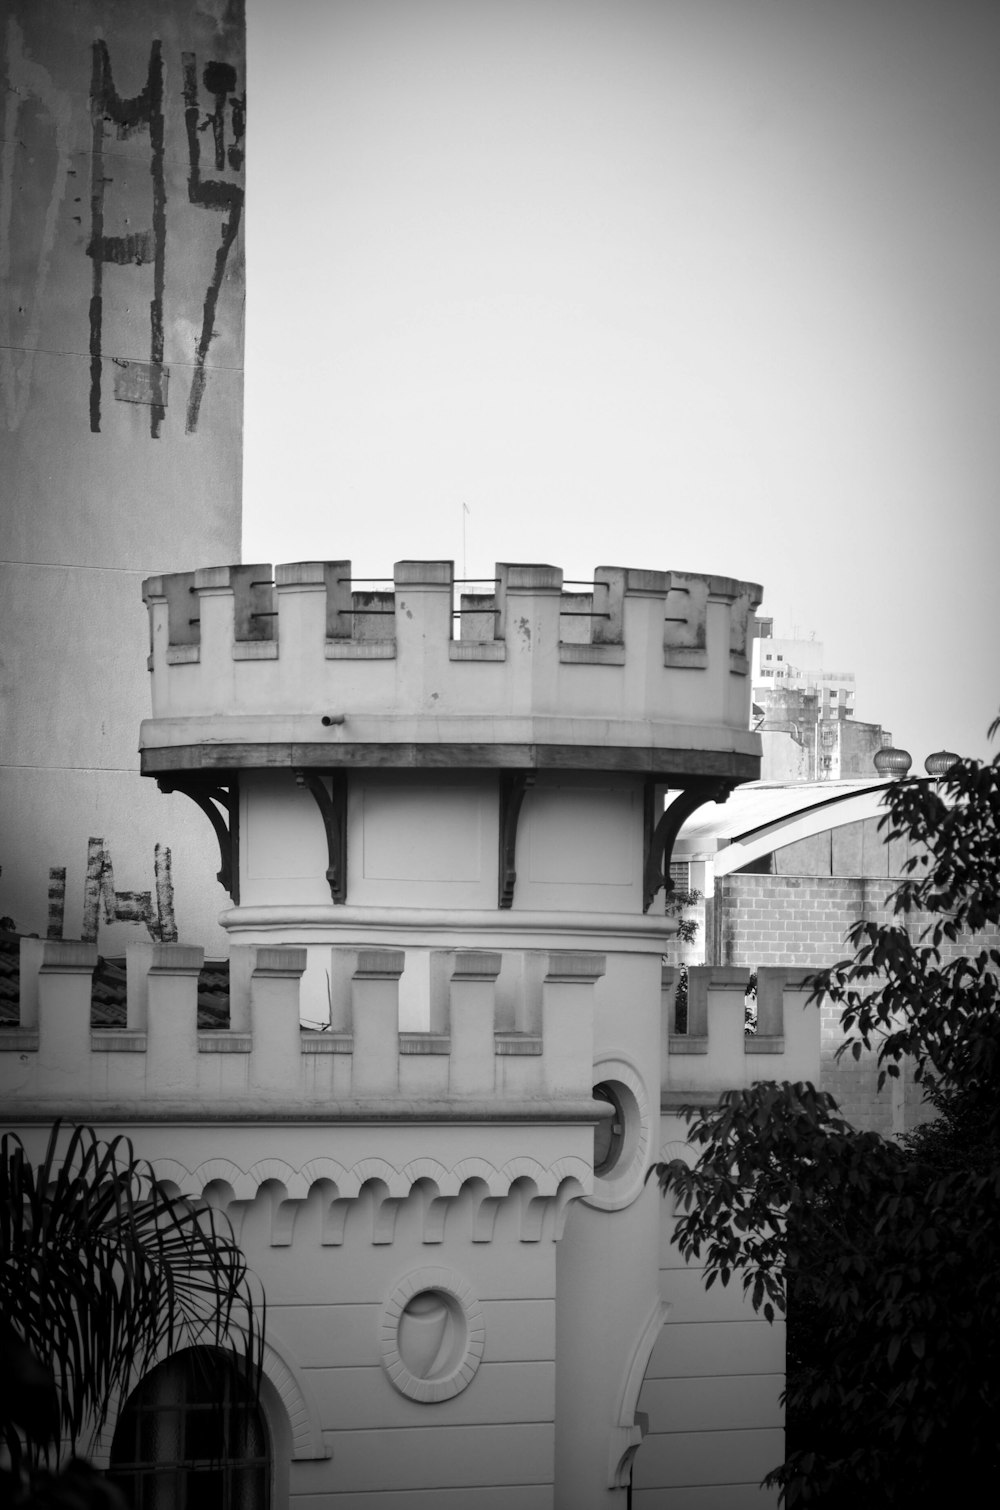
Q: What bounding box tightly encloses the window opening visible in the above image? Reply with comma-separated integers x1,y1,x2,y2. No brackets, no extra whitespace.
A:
108,1348,269,1509
593,1082,626,1175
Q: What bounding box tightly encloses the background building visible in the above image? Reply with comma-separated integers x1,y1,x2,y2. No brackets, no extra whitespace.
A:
670,772,1000,1136
750,618,891,782
0,0,245,954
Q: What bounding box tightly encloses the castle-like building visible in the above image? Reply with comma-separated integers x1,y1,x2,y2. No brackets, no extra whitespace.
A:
2,4,822,1502
2,558,820,1507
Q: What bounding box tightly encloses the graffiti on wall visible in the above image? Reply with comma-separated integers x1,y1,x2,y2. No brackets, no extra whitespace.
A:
87,40,167,436
87,40,245,437
0,16,244,439
181,52,244,434
47,837,177,944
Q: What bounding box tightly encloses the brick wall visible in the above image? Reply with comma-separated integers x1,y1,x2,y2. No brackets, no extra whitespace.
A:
706,874,896,971
706,874,1000,1135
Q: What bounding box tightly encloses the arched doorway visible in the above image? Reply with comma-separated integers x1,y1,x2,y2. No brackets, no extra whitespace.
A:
108,1347,270,1508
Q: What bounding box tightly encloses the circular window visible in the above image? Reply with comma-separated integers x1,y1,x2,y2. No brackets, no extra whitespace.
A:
593,1082,626,1175
381,1268,485,1402
584,1059,652,1212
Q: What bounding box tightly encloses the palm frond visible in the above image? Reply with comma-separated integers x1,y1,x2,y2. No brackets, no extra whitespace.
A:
0,1122,264,1459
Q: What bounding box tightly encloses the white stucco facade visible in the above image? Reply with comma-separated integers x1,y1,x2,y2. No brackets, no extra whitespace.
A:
2,558,821,1507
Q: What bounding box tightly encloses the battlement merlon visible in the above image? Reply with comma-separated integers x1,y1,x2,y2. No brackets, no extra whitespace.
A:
140,560,764,780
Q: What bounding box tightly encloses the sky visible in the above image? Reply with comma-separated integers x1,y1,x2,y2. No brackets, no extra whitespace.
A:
243,0,999,765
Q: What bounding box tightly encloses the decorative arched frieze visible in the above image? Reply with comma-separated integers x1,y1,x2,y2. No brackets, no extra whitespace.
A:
520,1190,549,1243
452,1156,509,1196
246,1156,300,1191
500,1154,587,1195
146,1150,592,1245
298,1155,356,1190
321,1194,356,1247
655,1137,696,1216
352,1156,412,1197
471,1191,505,1243
192,1155,247,1189
407,1177,451,1244
149,1155,196,1191
657,1137,695,1166
552,1175,587,1239
402,1155,456,1192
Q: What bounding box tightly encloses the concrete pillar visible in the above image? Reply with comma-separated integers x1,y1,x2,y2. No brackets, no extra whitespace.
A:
125,941,156,1030
448,951,502,1096
351,949,405,1095
275,562,327,703
542,952,605,1095
146,944,203,1095
757,968,821,1081
17,937,46,1029
228,944,257,1032
705,969,749,1088
250,947,307,1094
192,568,235,699
37,940,96,1077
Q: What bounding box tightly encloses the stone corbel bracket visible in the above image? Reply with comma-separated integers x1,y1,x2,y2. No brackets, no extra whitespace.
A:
643,779,731,913
294,769,348,903
498,770,535,908
156,775,239,903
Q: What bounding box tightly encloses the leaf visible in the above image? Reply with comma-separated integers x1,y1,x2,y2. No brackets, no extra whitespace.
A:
652,731,1000,1503
0,1123,264,1460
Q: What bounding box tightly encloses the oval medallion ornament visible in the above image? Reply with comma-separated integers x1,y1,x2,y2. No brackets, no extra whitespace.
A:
380,1268,485,1402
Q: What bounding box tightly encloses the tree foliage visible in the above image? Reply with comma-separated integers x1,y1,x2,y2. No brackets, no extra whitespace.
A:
653,724,1000,1506
664,886,703,946
0,1123,264,1480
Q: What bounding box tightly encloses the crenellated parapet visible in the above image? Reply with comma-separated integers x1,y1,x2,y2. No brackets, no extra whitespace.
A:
1,938,606,1125
2,945,821,1121
140,559,762,780
660,965,821,1103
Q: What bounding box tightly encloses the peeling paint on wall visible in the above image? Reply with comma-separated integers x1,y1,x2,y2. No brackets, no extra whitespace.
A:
0,16,73,434
53,837,177,943
46,866,66,939
181,50,245,433
87,38,167,436
81,33,245,437
154,841,177,941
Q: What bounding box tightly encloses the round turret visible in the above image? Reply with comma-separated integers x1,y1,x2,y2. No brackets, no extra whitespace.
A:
141,559,762,781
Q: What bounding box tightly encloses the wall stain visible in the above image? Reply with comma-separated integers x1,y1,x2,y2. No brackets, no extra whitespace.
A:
0,16,73,433
88,39,166,437
182,51,244,434
46,866,66,940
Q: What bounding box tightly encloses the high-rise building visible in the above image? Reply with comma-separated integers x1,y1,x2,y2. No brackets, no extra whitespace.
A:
750,618,890,781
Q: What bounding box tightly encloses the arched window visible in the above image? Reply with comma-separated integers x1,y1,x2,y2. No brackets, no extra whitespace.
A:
108,1347,270,1509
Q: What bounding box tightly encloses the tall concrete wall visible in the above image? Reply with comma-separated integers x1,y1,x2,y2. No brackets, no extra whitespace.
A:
0,0,244,953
